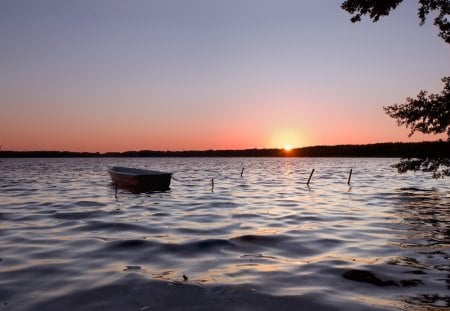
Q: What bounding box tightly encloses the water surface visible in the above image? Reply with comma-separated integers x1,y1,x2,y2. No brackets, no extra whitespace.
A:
0,158,449,310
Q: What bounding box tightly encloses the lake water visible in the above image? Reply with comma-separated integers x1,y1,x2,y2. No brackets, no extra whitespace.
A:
0,158,449,310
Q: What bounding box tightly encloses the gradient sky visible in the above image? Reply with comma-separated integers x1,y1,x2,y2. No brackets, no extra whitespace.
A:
1,0,449,152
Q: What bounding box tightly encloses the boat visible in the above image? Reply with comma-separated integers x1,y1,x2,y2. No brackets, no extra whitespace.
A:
108,166,172,193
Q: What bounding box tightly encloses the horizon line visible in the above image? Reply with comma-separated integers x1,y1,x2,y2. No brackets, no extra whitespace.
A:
0,140,447,154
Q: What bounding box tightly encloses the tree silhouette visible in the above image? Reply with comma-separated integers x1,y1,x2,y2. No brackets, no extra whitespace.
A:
341,0,449,43
341,0,450,177
384,77,450,139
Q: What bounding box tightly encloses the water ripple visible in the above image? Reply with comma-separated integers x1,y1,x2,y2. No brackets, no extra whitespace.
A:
0,158,448,310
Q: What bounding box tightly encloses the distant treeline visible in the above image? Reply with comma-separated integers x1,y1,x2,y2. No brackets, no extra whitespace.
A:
0,141,448,158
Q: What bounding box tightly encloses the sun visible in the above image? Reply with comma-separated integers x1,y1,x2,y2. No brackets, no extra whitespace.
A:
284,144,293,152
268,127,304,152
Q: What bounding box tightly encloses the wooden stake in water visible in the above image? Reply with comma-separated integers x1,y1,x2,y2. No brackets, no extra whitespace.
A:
347,169,352,185
211,178,214,192
115,183,118,200
241,167,244,177
306,169,315,185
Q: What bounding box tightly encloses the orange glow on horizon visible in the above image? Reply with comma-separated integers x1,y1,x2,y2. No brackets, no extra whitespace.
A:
268,128,304,150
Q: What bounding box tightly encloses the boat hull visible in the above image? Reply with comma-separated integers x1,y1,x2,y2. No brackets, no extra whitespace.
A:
108,166,172,193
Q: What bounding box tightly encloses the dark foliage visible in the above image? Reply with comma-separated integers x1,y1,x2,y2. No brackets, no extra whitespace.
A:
393,157,450,178
383,77,450,139
418,0,450,43
342,0,450,177
341,0,402,22
341,0,450,43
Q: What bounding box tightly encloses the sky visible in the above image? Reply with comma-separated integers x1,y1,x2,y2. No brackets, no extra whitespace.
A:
1,0,449,152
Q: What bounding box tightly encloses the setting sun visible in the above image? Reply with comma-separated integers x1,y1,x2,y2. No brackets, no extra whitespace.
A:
268,128,304,151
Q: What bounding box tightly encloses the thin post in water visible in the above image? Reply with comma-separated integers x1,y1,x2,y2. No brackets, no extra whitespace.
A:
241,167,244,177
347,169,353,185
115,183,118,199
306,169,315,186
211,178,214,192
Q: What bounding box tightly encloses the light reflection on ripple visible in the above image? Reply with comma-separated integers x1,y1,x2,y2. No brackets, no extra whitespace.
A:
0,158,449,310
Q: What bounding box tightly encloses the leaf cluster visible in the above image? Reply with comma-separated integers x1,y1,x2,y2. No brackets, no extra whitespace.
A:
384,77,450,178
392,157,450,177
341,0,402,22
418,0,450,43
341,1,450,178
341,0,450,43
383,77,450,140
